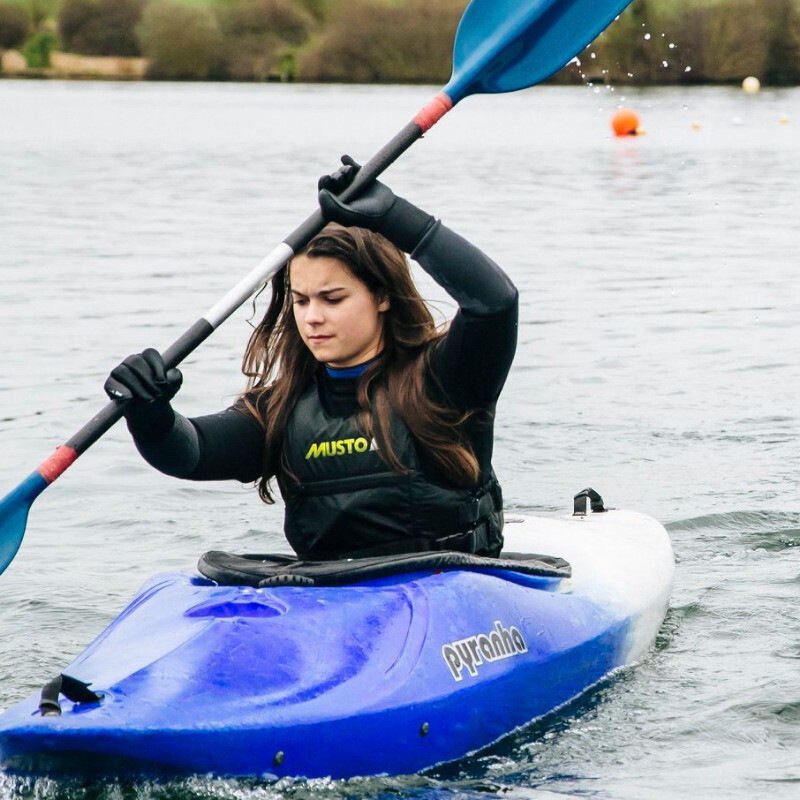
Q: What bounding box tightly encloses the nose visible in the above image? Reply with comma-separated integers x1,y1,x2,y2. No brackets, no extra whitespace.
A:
305,299,325,325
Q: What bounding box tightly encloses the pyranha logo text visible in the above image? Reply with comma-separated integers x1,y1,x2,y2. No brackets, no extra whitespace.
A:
441,621,528,681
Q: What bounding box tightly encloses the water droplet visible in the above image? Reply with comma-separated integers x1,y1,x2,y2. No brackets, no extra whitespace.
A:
662,61,669,68
644,33,651,40
685,66,692,73
669,43,676,49
590,52,596,59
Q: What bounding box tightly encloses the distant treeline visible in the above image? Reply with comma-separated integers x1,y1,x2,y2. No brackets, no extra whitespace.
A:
1,0,799,84
587,0,800,86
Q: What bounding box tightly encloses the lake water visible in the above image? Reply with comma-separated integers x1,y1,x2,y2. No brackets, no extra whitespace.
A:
0,79,799,799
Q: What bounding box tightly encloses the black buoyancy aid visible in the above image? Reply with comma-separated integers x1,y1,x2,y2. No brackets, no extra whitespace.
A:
278,380,504,560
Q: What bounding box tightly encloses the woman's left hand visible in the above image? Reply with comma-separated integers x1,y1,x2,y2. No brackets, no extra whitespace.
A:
318,156,435,253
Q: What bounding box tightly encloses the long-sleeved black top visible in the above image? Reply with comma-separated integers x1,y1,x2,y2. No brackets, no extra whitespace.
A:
128,221,518,487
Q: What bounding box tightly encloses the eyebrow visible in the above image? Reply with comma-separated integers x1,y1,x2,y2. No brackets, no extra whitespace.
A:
290,287,347,298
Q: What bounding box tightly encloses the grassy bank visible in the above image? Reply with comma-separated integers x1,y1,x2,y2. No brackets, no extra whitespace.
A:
1,0,799,84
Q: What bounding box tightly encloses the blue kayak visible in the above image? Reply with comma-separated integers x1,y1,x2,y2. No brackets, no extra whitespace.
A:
0,508,673,778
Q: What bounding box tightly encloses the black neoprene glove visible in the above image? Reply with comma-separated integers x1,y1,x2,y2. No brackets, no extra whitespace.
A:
318,155,436,254
104,348,183,441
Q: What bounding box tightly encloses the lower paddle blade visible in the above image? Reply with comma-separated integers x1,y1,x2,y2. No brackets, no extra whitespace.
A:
445,0,633,103
0,473,47,576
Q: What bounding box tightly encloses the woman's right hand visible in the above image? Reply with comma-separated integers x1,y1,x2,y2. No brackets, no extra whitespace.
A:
104,348,183,406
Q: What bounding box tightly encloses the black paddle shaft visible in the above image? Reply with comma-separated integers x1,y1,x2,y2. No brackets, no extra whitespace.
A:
65,121,425,458
284,121,423,251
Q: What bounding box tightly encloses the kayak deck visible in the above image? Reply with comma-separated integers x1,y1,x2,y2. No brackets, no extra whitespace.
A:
0,509,673,778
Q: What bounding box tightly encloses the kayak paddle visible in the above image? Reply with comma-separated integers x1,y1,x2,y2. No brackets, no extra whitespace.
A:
0,0,634,577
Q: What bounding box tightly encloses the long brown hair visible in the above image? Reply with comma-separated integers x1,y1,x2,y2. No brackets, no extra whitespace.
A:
241,223,479,502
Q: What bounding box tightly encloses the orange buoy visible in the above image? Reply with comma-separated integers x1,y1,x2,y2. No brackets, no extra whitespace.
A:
611,108,640,137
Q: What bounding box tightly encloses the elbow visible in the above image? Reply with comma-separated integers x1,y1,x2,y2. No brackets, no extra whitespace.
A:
479,283,518,317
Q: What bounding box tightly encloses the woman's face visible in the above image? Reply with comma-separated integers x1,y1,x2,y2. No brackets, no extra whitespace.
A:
289,254,389,368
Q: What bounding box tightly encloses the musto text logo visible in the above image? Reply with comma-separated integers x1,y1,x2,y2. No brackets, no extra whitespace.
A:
305,438,373,459
442,621,528,681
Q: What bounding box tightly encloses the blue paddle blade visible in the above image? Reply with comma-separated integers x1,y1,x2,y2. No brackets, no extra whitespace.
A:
444,0,633,104
0,473,47,576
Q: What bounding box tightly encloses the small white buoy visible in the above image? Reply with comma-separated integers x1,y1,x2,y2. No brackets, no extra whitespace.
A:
742,76,761,93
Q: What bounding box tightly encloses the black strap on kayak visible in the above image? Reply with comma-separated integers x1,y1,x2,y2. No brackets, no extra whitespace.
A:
573,487,607,515
39,674,102,717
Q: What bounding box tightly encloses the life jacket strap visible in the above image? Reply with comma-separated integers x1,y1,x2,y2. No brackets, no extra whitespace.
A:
456,487,498,527
303,520,496,561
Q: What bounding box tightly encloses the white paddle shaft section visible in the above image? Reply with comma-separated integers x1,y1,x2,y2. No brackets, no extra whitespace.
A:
203,242,295,329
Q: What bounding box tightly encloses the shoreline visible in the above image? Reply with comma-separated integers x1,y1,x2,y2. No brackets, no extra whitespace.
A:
2,48,798,88
3,73,797,87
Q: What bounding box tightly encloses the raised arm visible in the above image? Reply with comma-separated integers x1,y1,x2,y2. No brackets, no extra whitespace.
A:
413,222,517,408
318,157,518,408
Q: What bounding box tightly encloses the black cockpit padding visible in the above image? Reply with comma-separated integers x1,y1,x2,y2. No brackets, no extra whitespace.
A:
198,549,571,588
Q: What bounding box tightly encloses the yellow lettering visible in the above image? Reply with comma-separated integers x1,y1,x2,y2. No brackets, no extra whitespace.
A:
305,442,325,459
305,437,373,458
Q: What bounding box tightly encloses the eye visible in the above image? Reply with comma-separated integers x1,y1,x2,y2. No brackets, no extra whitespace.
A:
292,296,308,306
325,296,344,305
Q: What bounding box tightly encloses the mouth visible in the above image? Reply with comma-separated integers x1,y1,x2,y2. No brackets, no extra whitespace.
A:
308,335,333,345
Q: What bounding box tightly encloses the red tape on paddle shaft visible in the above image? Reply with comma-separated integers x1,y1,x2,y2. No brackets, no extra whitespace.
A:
413,94,453,133
37,447,78,485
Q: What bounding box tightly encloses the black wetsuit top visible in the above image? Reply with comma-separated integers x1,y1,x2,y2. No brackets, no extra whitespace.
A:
128,221,518,491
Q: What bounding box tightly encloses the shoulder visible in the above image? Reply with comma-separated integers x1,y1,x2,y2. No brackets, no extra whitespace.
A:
233,387,275,430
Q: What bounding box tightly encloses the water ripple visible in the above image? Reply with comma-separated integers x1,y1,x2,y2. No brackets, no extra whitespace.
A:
2,82,800,799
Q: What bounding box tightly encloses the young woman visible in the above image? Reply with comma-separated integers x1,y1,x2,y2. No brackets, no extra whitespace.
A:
105,158,518,560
